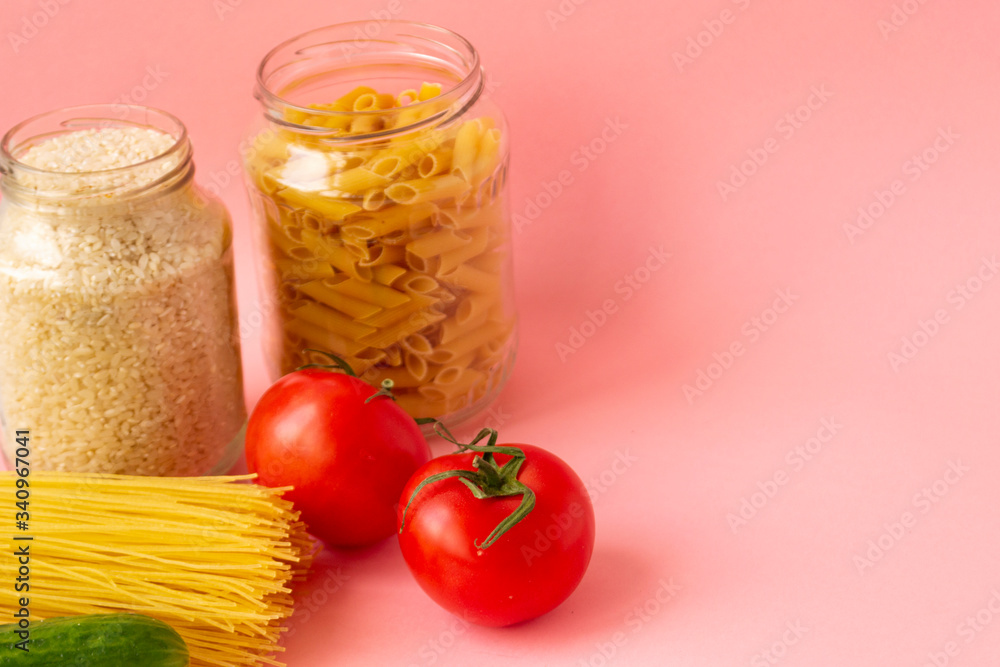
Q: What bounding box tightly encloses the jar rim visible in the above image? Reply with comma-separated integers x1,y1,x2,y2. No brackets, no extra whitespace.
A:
0,104,192,201
254,20,483,140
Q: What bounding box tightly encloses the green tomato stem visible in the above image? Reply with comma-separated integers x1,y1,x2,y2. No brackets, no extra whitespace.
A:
364,379,397,403
296,349,358,376
398,426,537,549
294,350,398,404
476,486,535,549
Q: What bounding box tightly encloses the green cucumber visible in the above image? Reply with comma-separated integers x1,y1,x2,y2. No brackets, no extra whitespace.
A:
0,613,189,667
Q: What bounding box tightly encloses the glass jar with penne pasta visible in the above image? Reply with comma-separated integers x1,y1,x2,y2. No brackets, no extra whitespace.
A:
244,21,517,426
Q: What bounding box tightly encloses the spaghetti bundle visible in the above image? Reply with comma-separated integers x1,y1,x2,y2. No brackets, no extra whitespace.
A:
0,472,316,667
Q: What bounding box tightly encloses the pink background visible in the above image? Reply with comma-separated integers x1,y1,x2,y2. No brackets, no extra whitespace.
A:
3,1,1000,665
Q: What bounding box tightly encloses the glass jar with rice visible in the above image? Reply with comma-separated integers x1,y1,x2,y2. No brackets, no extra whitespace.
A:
244,21,518,426
0,104,245,475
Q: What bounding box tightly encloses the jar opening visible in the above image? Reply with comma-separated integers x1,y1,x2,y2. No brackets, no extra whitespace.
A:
0,104,191,202
255,21,483,141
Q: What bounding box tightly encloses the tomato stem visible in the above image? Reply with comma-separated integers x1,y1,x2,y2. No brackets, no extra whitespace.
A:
431,423,516,466
476,487,535,550
364,379,397,404
398,426,536,549
295,350,398,404
296,349,358,376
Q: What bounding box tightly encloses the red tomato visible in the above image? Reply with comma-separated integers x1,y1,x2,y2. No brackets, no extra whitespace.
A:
246,367,431,547
397,443,595,627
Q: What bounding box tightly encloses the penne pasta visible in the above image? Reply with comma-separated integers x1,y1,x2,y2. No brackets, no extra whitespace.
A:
341,202,435,240
403,352,430,384
404,251,439,274
284,319,368,358
289,301,377,341
362,188,386,211
437,226,489,275
299,229,372,281
385,175,470,205
436,204,501,230
369,154,405,178
359,293,438,328
299,209,323,230
298,279,382,319
418,147,453,178
401,333,433,356
394,271,438,294
432,352,478,386
350,114,382,134
429,368,488,401
396,89,420,106
331,278,411,308
357,308,444,349
372,264,408,286
267,222,309,260
359,244,405,267
330,167,391,193
374,133,445,171
353,346,389,370
344,237,371,262
406,228,471,259
353,92,396,111
392,101,443,131
438,262,495,292
440,294,494,344
427,321,509,364
473,128,502,184
471,249,505,273
457,292,499,326
418,82,442,100
277,188,362,220
247,82,516,423
379,344,403,367
252,166,285,195
273,257,336,281
392,393,449,421
432,285,459,305
329,86,378,111
451,119,484,182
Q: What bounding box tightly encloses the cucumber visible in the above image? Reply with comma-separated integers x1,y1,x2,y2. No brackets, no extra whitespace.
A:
0,613,189,667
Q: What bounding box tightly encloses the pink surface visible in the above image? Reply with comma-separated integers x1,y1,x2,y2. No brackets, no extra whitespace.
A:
3,1,1000,665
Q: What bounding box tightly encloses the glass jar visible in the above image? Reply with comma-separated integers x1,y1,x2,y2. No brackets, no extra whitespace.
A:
244,21,517,425
0,104,246,475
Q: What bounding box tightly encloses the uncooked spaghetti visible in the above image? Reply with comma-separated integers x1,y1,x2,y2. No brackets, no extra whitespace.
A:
0,472,316,667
